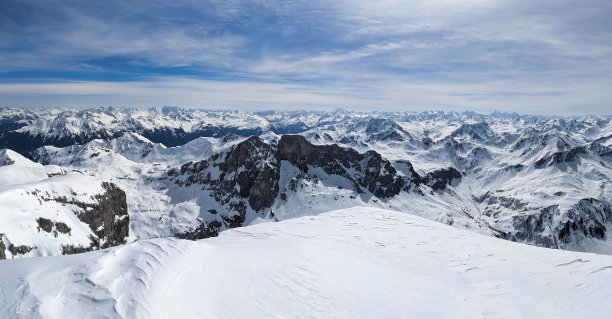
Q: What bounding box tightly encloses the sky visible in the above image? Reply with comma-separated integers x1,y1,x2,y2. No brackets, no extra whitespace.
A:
1,0,611,114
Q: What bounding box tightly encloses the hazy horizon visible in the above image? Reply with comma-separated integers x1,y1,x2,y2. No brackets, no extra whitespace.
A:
3,105,612,118
1,1,611,114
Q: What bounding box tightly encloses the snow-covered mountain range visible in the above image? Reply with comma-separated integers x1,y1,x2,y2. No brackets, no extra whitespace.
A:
1,107,612,258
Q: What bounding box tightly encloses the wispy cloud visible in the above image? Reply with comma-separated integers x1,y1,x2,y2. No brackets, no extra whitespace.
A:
1,0,611,113
1,77,610,115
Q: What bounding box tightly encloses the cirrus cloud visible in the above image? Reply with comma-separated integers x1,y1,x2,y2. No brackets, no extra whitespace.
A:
1,0,611,114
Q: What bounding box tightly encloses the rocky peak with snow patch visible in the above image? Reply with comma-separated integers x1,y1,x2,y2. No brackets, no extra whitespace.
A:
163,135,423,238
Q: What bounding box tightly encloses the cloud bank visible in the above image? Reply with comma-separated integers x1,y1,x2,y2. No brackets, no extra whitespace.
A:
1,0,611,113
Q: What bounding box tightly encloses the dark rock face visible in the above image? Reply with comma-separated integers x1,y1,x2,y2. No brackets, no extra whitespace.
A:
75,182,130,249
534,143,612,168
227,137,279,212
169,136,280,229
55,182,130,253
277,135,416,198
503,205,558,248
176,137,278,217
8,244,33,256
61,245,92,255
0,234,6,260
504,164,524,172
56,222,71,234
176,220,222,240
499,199,612,249
36,218,54,233
421,167,462,191
165,135,422,233
558,198,612,245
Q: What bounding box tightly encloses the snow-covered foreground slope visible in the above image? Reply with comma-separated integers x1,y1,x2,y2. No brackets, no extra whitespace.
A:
2,207,612,318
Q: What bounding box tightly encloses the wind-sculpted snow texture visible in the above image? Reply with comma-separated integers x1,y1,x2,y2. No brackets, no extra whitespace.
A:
2,207,612,318
2,107,612,255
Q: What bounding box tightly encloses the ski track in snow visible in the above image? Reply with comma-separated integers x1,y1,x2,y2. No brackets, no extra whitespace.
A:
2,207,612,318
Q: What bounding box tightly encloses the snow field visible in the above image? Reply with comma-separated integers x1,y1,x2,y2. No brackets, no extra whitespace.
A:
2,207,612,318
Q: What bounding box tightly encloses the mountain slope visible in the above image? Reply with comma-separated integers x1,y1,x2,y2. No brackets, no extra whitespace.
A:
162,134,426,238
0,153,129,258
1,207,612,318
3,108,612,254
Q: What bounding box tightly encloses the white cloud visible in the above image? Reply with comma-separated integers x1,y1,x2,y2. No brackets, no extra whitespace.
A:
1,77,610,115
0,0,611,113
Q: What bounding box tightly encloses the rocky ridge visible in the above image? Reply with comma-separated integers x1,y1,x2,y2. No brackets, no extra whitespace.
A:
2,108,612,254
164,135,427,238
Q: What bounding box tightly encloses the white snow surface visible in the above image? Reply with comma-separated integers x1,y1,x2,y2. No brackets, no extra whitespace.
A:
1,207,612,318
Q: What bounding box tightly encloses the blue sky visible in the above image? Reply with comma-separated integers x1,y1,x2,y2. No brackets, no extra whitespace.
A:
1,0,611,114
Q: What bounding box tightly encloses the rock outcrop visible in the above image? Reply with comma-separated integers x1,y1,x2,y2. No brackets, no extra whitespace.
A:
421,167,462,191
57,182,130,253
277,135,417,198
165,135,422,237
0,181,129,258
0,234,6,260
497,199,612,249
558,198,612,246
534,143,612,168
